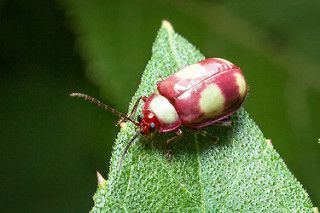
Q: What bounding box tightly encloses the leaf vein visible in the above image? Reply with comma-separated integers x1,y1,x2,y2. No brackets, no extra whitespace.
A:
166,25,182,67
123,164,134,211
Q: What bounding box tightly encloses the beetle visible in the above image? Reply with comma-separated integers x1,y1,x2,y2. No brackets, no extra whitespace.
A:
71,58,248,165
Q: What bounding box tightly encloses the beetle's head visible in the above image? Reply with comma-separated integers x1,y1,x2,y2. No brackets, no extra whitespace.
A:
137,110,160,135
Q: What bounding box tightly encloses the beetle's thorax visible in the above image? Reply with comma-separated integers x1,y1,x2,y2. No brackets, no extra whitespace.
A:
143,93,182,132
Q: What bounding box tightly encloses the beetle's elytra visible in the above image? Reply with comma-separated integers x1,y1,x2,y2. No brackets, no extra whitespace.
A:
71,58,248,165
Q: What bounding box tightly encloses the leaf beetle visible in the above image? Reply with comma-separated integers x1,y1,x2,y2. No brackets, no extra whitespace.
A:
71,58,248,165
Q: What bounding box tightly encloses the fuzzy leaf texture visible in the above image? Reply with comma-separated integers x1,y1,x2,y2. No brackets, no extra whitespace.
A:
92,21,314,212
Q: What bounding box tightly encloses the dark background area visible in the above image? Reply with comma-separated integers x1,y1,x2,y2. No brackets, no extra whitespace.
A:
0,0,319,212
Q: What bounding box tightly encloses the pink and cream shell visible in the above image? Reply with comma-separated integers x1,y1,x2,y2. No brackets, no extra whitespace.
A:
144,58,248,132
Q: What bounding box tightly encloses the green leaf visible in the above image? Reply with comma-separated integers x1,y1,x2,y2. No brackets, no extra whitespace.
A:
92,21,314,212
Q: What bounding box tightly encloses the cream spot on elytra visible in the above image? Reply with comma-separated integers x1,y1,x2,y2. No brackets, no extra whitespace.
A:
199,84,225,118
148,95,178,124
175,64,207,79
215,58,234,68
234,73,247,97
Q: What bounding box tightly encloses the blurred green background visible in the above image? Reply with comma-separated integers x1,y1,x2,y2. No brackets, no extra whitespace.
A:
0,0,319,212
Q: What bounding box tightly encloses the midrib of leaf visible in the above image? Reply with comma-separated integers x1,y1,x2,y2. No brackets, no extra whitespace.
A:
194,135,206,213
91,21,314,212
166,20,206,213
165,21,182,68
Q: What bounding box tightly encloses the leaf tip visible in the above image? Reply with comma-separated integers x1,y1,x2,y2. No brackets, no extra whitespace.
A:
161,20,174,33
96,171,106,188
314,207,319,213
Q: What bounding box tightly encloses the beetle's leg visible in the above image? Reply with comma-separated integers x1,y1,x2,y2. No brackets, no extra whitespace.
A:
215,118,233,127
142,132,156,147
166,129,183,145
116,96,147,126
199,131,219,144
128,96,147,118
158,74,164,81
166,129,183,160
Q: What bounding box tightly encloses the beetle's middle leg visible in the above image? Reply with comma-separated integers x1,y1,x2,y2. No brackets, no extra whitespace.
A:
165,128,183,160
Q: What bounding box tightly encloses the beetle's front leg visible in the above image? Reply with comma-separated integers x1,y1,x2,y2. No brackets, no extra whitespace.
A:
157,74,164,82
128,96,147,118
166,129,183,160
141,132,157,147
116,96,147,126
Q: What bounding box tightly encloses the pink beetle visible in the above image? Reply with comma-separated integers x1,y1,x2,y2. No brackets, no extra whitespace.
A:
71,58,248,164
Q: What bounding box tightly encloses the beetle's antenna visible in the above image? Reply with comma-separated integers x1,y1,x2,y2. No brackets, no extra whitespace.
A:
70,93,138,125
118,130,141,169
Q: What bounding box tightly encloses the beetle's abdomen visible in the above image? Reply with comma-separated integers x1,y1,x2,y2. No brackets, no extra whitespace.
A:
158,58,247,129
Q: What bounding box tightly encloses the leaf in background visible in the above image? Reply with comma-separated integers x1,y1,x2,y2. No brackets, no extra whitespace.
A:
92,21,314,212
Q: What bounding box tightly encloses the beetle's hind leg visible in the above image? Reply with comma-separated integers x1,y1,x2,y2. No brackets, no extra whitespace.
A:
196,118,233,144
165,129,183,160
198,131,219,144
215,117,233,127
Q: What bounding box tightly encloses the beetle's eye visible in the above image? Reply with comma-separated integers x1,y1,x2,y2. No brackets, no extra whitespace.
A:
150,122,156,131
137,114,143,122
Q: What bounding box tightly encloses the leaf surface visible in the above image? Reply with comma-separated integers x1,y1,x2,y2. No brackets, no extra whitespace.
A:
92,21,313,212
